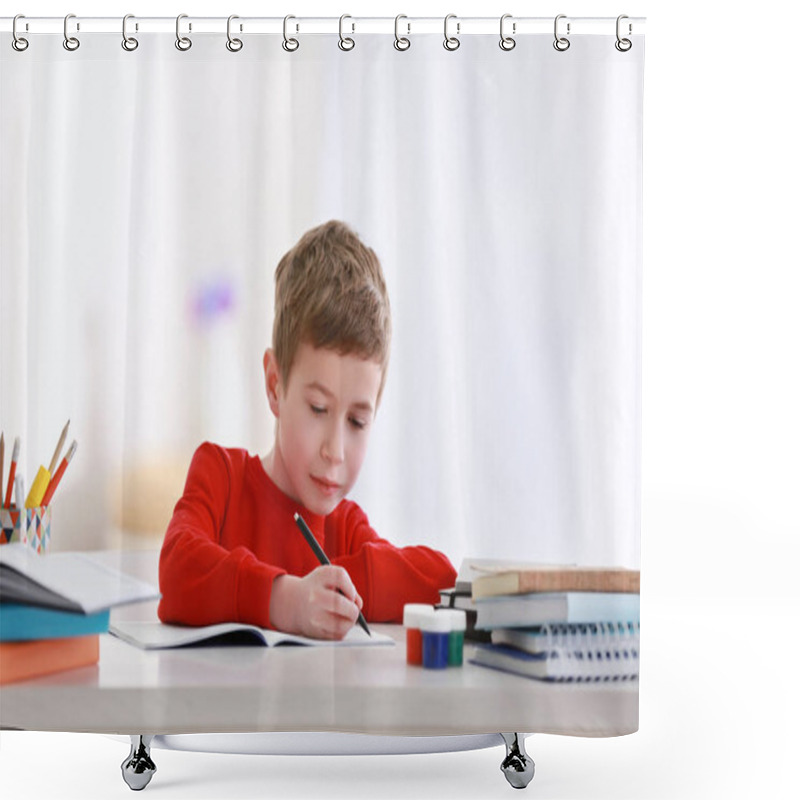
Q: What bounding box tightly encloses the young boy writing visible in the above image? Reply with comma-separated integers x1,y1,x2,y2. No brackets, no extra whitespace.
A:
158,221,456,639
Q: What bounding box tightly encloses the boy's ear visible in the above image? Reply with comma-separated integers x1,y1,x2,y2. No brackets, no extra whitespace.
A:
263,348,281,417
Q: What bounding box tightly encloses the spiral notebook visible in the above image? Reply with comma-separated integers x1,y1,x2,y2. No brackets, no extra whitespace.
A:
491,622,640,655
471,641,640,683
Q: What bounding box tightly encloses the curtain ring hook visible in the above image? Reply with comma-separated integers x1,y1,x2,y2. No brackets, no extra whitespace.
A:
175,14,192,51
553,14,570,52
615,15,632,52
63,13,80,51
12,14,29,52
283,15,299,52
394,14,410,51
499,13,516,51
226,15,243,52
443,13,460,51
339,14,355,51
122,14,139,52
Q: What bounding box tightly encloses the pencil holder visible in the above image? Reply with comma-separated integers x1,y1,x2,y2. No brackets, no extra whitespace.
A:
0,505,52,553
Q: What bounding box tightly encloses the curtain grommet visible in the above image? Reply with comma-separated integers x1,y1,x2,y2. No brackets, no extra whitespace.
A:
394,15,411,51
63,13,80,52
226,15,243,52
338,14,355,51
12,14,29,52
122,14,139,52
443,14,460,51
499,14,516,51
175,14,192,51
553,14,570,52
283,15,299,52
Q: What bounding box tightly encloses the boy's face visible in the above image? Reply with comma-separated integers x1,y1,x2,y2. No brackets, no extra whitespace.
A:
264,342,382,516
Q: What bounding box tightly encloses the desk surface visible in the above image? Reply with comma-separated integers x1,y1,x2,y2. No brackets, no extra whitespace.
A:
1,550,638,738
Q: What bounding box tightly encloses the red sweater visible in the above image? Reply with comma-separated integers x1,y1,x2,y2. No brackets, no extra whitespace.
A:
158,443,457,628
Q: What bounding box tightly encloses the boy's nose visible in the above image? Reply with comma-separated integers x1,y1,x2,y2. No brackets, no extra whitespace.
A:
321,421,345,464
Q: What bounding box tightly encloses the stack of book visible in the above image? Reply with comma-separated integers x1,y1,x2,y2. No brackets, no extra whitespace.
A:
463,562,640,683
0,543,160,684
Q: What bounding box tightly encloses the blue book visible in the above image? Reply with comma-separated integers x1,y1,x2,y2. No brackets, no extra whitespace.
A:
0,603,110,642
474,592,640,629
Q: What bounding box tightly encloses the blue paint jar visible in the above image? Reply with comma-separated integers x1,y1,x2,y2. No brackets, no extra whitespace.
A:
421,612,450,670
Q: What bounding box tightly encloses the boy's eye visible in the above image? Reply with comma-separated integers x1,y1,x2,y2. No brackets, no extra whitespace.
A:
349,417,367,431
310,404,326,415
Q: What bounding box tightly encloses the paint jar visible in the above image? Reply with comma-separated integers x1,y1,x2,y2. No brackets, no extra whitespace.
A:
441,609,467,666
421,611,451,670
403,604,433,666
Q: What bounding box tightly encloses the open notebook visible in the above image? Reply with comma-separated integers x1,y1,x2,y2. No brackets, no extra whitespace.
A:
110,620,395,650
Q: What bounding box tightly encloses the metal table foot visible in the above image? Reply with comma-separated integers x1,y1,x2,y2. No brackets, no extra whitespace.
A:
500,733,535,789
121,735,157,791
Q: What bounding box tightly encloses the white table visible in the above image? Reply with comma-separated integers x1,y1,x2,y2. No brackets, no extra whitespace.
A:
0,550,638,790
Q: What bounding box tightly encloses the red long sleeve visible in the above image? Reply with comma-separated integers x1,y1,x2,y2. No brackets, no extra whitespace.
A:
158,443,456,627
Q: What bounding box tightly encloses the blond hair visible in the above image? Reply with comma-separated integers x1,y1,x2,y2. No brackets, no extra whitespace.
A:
272,220,392,403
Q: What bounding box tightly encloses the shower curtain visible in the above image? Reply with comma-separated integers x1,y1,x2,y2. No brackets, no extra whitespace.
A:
0,15,643,745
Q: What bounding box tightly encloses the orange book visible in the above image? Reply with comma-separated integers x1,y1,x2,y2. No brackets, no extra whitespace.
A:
0,634,99,685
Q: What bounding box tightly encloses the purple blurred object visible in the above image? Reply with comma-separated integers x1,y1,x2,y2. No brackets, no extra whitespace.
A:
191,277,235,325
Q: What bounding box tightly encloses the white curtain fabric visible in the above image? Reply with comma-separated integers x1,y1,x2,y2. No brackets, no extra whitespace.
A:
0,32,642,570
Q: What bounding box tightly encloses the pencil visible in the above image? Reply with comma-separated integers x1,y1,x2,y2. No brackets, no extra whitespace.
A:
41,440,77,508
293,512,372,637
3,436,19,510
48,420,70,475
0,433,4,508
15,476,25,540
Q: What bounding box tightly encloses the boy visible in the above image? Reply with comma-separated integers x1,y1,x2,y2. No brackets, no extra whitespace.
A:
158,221,456,639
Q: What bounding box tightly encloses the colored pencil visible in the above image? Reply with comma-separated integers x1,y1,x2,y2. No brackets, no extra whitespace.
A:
41,440,77,508
48,419,70,475
3,436,19,510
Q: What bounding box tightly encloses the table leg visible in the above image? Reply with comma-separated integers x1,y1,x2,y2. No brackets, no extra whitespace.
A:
121,734,157,791
500,733,535,789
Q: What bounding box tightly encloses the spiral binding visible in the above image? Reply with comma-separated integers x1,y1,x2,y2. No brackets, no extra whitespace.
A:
541,622,640,683
8,14,638,54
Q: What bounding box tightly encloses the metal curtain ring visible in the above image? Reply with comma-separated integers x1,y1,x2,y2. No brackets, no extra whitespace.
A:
394,14,410,51
443,14,460,51
176,14,192,51
122,14,139,51
615,15,632,52
227,15,243,52
339,14,355,51
12,14,29,51
283,15,299,52
553,14,570,52
499,14,516,51
63,13,80,51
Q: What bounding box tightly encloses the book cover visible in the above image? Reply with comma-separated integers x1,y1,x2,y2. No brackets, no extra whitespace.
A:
455,558,569,594
0,543,160,614
0,603,110,642
474,592,640,630
0,634,99,684
471,565,640,598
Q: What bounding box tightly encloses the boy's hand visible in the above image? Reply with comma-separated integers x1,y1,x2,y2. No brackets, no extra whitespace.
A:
270,566,364,640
